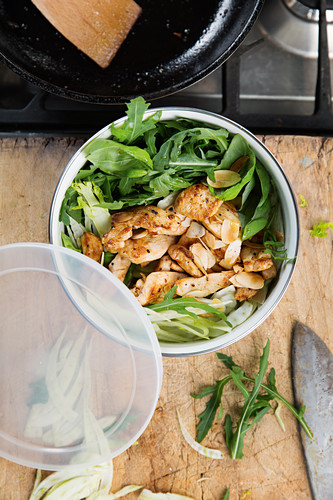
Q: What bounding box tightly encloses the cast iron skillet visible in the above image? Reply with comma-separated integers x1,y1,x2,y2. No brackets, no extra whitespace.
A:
0,0,263,103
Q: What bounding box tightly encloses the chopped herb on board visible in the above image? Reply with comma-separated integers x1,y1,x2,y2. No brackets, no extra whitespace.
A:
192,339,313,459
309,221,333,238
299,194,308,207
223,488,230,500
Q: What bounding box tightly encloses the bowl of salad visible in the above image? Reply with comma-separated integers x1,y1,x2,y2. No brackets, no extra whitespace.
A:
49,97,299,356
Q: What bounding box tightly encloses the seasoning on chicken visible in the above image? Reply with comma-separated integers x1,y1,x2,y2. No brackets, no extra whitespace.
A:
102,221,133,253
174,271,235,298
234,287,258,302
108,254,131,282
261,262,277,280
113,205,189,235
131,271,187,305
168,244,203,278
174,184,222,221
81,232,103,262
102,204,189,253
241,245,274,272
118,233,178,265
155,255,184,272
83,182,280,309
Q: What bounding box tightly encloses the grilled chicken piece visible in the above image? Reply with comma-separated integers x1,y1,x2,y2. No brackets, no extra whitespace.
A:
119,233,178,265
174,271,235,298
202,202,241,243
102,205,188,253
174,184,222,221
234,287,258,302
261,262,277,280
155,255,184,273
168,244,203,278
108,254,131,282
81,232,103,262
131,271,187,305
241,245,274,272
155,255,172,271
113,205,189,235
102,222,133,253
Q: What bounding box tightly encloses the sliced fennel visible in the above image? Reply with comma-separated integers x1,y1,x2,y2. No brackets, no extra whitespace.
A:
146,286,256,343
139,490,195,500
68,215,86,248
87,484,142,500
274,400,286,432
29,462,192,500
72,181,111,238
24,328,115,461
177,410,223,459
29,462,114,500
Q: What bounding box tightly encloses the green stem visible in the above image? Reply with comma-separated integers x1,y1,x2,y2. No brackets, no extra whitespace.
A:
242,376,313,439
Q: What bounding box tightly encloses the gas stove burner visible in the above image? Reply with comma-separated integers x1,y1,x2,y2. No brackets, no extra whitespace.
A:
258,0,333,58
284,0,333,22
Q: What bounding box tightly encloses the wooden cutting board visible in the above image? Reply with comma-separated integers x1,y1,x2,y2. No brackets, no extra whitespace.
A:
0,135,332,500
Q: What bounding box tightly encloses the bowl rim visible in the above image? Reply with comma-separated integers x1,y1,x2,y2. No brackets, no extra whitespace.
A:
49,107,300,357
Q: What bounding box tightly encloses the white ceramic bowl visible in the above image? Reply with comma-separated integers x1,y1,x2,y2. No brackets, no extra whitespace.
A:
49,108,299,357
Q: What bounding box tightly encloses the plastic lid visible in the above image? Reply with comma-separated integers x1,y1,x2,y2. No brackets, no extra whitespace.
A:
0,243,162,470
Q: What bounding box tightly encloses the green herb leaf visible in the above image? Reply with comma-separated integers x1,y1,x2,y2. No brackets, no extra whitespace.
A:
87,140,153,174
218,134,252,170
263,228,295,262
147,286,232,326
222,488,230,500
61,232,81,252
192,339,313,459
218,165,256,202
195,377,232,442
309,221,333,238
224,414,234,450
217,352,241,371
149,172,191,198
103,251,116,267
227,339,270,458
110,96,161,144
256,161,271,208
299,194,308,207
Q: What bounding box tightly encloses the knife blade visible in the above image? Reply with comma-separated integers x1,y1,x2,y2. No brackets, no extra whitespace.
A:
292,321,333,500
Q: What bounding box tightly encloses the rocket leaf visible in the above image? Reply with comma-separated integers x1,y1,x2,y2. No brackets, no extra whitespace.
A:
147,286,231,326
191,339,313,459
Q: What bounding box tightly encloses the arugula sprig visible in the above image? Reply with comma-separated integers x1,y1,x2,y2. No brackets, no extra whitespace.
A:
263,228,295,262
146,286,232,327
192,339,313,459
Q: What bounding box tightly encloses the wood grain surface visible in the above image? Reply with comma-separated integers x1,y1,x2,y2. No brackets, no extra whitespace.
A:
0,136,332,500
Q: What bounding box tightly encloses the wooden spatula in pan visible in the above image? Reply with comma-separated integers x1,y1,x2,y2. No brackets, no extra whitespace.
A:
31,0,142,68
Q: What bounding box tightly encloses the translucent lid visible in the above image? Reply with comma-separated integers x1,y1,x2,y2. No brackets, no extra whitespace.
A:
0,243,162,470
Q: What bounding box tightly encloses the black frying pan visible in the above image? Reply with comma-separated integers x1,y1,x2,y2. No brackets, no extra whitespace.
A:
0,0,263,103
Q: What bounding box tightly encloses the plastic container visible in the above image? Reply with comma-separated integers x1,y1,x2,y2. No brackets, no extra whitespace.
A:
0,243,162,470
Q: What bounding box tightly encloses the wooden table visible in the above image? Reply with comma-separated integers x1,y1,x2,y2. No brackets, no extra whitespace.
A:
0,136,332,500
